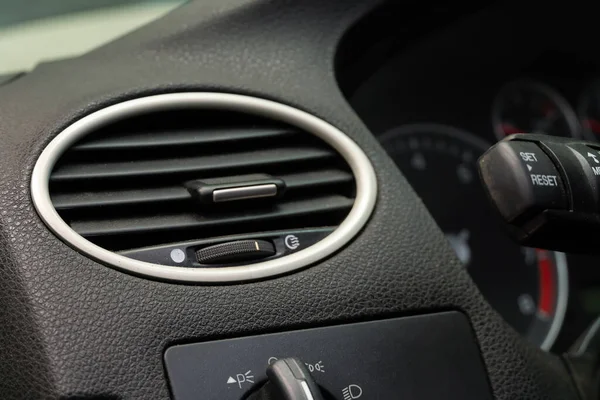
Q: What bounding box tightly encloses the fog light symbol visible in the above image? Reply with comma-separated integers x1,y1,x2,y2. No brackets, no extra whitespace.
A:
342,384,362,399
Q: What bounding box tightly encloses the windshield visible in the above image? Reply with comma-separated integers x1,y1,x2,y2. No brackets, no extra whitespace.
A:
0,0,185,75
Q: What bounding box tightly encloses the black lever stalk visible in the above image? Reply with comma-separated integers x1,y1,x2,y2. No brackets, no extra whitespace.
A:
479,133,600,253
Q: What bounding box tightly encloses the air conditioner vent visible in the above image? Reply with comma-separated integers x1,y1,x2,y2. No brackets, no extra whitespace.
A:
32,93,376,282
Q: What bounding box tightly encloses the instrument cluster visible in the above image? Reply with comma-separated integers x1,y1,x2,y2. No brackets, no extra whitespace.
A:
492,78,600,142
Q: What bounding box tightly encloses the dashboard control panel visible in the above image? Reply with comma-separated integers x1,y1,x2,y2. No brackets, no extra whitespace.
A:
164,312,492,400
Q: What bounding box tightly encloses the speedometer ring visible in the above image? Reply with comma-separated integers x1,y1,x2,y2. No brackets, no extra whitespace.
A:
381,123,568,350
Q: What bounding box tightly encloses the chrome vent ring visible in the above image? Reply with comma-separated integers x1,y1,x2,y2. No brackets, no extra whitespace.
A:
31,93,377,283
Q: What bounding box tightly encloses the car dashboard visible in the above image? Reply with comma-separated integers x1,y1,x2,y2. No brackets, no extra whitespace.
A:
0,1,598,399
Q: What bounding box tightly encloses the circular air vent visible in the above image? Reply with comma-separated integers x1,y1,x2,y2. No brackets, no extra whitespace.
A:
31,93,377,282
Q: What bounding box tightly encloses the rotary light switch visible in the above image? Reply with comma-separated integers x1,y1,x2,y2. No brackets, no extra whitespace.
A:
245,357,325,400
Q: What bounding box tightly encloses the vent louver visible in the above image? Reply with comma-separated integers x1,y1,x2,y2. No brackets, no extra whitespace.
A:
50,109,355,251
32,93,376,282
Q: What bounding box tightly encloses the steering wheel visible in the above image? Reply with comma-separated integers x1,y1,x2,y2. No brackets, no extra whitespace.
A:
0,1,586,399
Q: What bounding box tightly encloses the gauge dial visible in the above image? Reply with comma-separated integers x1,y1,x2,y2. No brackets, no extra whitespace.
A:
492,80,580,140
578,80,600,141
381,124,568,350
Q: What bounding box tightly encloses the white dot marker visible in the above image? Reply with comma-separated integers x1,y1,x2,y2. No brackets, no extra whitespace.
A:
170,249,186,263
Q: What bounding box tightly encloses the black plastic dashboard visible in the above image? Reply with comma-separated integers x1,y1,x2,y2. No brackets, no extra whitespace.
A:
0,1,594,399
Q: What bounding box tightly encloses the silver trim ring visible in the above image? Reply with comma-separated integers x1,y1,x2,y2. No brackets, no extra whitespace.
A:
31,93,378,283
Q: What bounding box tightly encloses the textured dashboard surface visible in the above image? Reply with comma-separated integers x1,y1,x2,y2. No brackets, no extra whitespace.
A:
0,0,580,399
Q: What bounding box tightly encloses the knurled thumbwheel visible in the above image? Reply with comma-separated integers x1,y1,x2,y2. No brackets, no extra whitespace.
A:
195,239,275,264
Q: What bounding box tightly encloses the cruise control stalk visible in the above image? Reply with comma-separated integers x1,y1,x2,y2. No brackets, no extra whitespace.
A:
478,133,600,253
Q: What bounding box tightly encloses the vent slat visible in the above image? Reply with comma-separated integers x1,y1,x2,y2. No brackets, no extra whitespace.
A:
51,187,190,210
51,169,352,211
52,147,334,182
71,195,353,237
73,128,295,151
284,169,353,190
